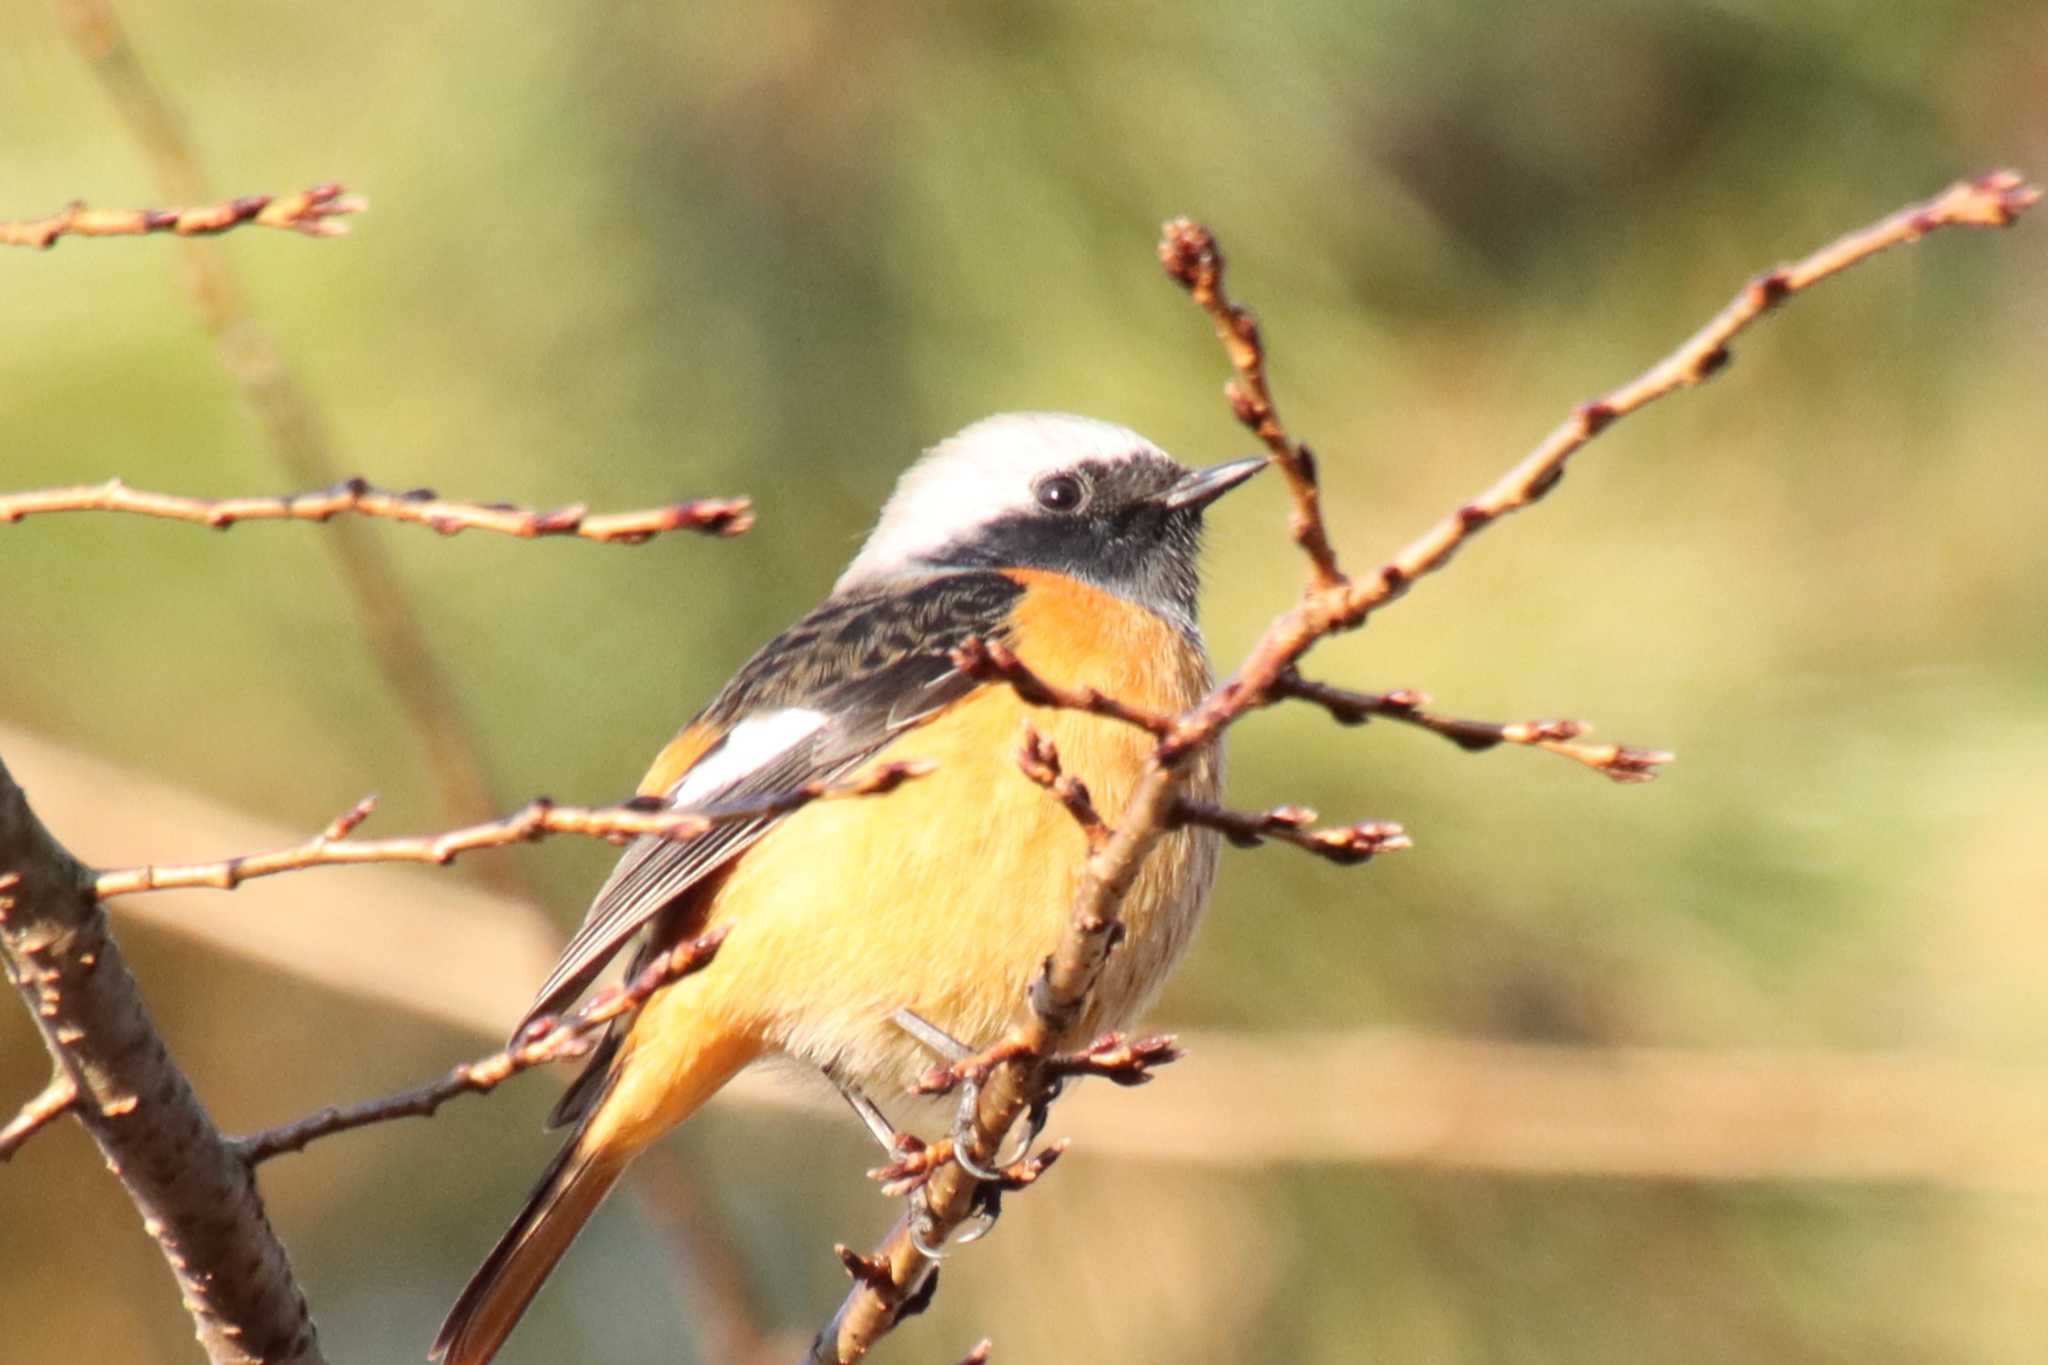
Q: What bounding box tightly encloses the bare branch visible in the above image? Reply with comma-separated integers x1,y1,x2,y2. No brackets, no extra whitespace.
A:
0,1073,78,1162
93,763,934,899
0,183,364,249
1170,799,1411,865
0,476,753,544
234,928,728,1164
807,172,2039,1361
1274,674,1674,783
1,762,325,1364
953,637,1173,735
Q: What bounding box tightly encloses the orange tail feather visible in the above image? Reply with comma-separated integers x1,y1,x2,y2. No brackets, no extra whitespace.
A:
430,1137,625,1365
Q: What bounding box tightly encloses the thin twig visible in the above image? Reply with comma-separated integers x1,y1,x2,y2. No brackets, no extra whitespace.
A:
806,171,2039,1362
1274,674,1673,783
93,762,933,899
915,1035,1182,1099
952,638,1173,735
0,184,364,249
1170,799,1411,865
0,477,751,544
0,1073,79,1162
1160,219,1344,589
233,929,728,1164
1015,731,1110,853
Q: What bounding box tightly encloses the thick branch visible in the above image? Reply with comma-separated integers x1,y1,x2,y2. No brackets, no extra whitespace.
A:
1274,674,1673,783
0,184,364,248
807,172,2039,1361
94,763,933,899
235,928,727,1164
0,756,324,1364
0,477,752,544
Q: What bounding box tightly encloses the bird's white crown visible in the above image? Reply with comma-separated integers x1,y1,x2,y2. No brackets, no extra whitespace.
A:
836,412,1172,590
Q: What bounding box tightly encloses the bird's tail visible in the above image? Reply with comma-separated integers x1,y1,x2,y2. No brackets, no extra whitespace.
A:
429,1016,760,1364
430,1133,626,1365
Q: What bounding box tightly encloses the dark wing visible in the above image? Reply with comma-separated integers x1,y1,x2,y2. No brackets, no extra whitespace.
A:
511,570,1025,1043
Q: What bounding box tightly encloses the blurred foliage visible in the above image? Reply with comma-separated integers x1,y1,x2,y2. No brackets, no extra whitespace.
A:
3,0,2046,1361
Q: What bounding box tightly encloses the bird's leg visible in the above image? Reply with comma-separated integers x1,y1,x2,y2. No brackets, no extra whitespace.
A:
890,1009,1030,1184
889,1007,975,1063
832,1077,906,1156
832,1058,978,1257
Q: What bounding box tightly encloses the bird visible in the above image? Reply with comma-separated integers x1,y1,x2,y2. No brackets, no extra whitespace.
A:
431,412,1263,1364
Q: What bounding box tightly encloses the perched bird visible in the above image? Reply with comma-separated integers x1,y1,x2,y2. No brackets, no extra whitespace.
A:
432,413,1262,1364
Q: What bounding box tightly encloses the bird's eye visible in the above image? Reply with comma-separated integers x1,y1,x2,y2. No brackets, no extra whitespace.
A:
1034,473,1085,513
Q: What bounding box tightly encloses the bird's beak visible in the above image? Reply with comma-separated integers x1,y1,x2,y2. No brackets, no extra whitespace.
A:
1162,455,1267,511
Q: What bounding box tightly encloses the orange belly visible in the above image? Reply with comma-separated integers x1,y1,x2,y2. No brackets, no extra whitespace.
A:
598,572,1219,1140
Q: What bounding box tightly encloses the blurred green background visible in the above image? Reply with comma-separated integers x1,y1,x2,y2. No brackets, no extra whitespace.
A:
4,1,2046,1361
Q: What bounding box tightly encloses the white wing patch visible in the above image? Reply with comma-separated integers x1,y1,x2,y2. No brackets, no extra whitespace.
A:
672,708,828,805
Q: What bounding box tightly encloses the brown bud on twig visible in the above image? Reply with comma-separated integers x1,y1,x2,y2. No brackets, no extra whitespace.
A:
1171,798,1410,865
0,183,366,249
835,1245,899,1298
1045,1033,1182,1088
868,1135,956,1198
913,1038,1036,1099
1157,216,1219,293
1275,674,1674,783
0,477,752,543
